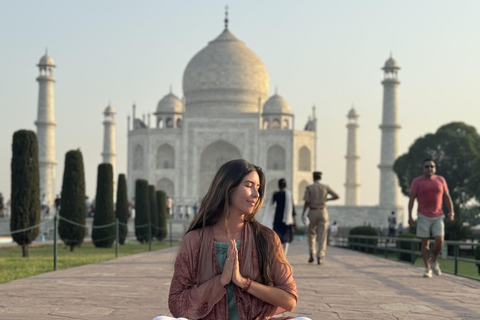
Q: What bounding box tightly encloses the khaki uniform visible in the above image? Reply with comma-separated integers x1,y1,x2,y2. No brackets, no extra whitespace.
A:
304,181,336,259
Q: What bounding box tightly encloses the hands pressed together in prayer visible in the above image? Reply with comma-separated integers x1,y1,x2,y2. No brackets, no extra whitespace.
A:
220,239,248,288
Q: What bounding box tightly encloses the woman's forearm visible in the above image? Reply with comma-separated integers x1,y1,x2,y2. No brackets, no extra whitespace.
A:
240,279,296,311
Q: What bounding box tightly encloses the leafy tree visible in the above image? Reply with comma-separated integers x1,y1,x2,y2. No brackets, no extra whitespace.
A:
394,122,480,216
156,190,168,241
10,130,40,257
58,150,86,251
92,163,115,248
115,174,129,245
149,185,158,239
135,179,150,243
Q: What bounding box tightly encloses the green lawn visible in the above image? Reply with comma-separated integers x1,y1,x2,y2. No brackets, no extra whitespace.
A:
0,239,177,284
381,252,480,280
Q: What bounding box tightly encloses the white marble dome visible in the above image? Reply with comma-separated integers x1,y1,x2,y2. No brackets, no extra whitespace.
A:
347,107,358,119
157,93,182,113
384,57,399,70
104,105,115,115
182,28,270,113
263,94,290,114
38,54,55,66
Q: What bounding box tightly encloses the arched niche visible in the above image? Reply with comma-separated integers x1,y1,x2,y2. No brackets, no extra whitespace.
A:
271,119,280,129
156,144,175,169
298,146,311,172
133,145,144,170
198,140,242,199
267,145,286,170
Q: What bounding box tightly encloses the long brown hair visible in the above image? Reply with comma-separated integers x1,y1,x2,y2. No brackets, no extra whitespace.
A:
187,159,291,284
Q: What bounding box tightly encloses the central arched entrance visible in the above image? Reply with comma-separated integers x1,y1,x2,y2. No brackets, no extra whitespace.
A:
198,140,242,200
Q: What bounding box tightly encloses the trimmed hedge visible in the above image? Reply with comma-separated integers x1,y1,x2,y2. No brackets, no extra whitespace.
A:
348,226,378,254
10,130,40,257
149,185,158,239
156,190,167,241
115,174,129,245
59,150,86,251
92,163,115,248
397,232,418,263
135,179,150,243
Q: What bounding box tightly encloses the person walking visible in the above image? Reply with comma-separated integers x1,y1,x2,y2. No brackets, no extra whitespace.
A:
301,171,339,265
54,194,61,214
387,211,396,243
262,178,296,255
327,221,338,245
408,158,454,278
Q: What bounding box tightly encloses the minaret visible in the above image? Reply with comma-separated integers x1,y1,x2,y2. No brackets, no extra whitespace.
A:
378,56,401,208
345,106,360,205
102,104,116,179
35,51,57,208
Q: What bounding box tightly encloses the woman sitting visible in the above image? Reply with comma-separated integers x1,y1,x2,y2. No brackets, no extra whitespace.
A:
154,159,310,320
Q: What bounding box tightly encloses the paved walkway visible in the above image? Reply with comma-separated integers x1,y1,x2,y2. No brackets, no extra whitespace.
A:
0,240,479,319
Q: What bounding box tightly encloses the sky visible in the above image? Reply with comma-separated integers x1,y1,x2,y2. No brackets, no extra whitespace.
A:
1,1,479,224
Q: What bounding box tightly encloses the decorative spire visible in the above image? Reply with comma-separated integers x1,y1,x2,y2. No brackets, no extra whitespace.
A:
169,84,172,94
275,85,278,95
224,5,229,29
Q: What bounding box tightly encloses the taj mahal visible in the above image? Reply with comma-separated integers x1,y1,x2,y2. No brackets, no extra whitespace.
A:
33,15,404,228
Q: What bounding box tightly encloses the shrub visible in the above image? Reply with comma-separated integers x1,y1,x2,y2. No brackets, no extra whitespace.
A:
156,190,167,241
397,233,418,263
135,179,150,243
92,163,115,248
59,150,86,251
115,174,129,245
10,130,40,257
475,245,480,276
149,185,158,239
445,219,472,256
348,226,378,254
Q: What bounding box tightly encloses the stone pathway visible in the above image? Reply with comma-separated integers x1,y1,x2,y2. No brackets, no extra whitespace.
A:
0,240,479,319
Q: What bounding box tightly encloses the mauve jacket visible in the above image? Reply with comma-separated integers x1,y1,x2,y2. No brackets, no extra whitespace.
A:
168,222,298,320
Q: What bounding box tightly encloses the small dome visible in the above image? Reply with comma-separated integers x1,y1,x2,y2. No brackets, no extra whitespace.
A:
263,94,290,114
383,57,399,70
104,105,115,115
38,54,55,67
347,107,358,119
156,93,182,113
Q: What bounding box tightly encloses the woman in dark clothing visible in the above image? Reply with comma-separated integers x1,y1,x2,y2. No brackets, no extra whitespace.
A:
263,179,296,254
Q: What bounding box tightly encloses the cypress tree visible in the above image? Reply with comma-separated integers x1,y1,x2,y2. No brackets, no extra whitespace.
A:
10,130,40,257
115,174,129,245
149,185,158,240
135,179,150,243
156,190,168,241
58,150,86,251
92,163,115,248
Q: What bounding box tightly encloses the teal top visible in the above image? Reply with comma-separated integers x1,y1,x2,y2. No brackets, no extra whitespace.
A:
214,240,241,320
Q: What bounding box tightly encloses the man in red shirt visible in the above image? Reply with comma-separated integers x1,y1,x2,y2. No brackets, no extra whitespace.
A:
408,159,454,278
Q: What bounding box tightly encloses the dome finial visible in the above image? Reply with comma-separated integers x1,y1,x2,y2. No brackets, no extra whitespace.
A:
390,50,393,58
169,84,172,93
224,5,229,29
275,85,278,95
